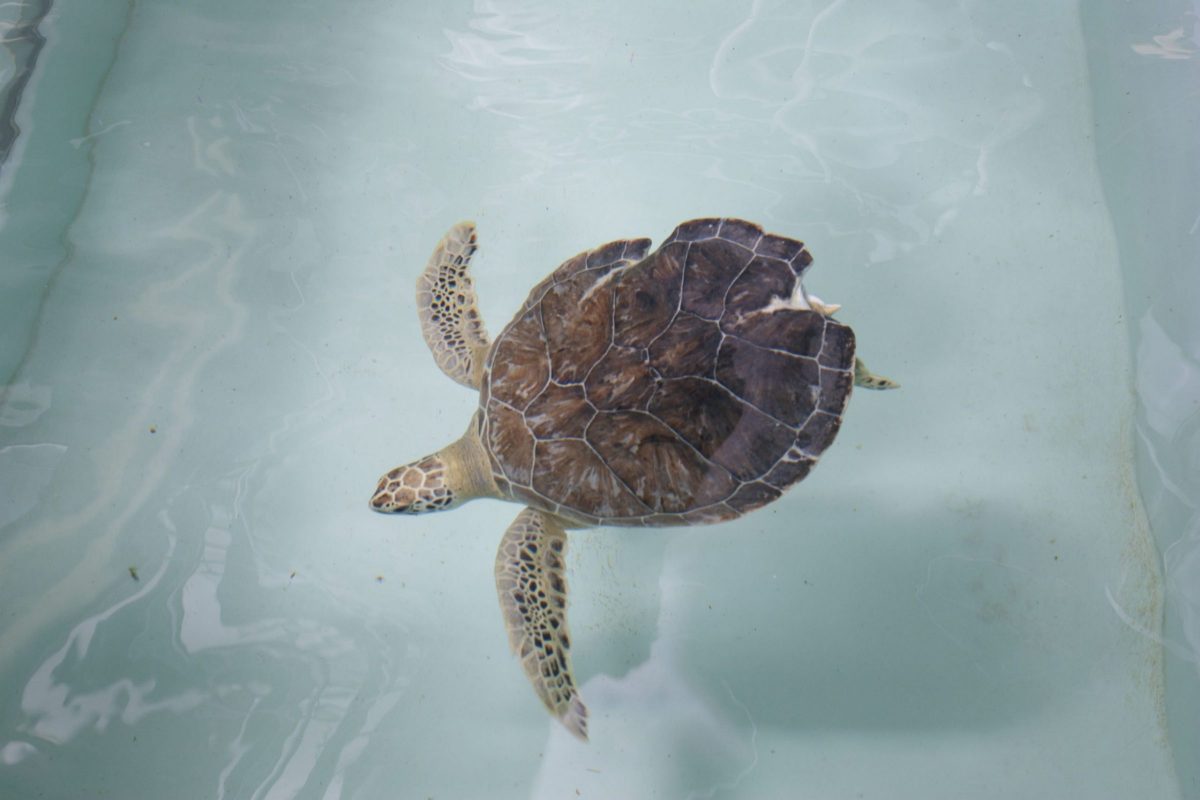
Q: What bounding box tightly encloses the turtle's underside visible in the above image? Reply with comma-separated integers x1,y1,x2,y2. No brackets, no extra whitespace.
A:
371,218,897,739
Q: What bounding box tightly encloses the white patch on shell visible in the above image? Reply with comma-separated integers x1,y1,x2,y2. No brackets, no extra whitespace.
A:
744,274,842,320
737,277,815,325
577,266,625,307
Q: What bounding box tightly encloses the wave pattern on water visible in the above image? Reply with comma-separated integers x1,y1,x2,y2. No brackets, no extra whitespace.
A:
0,0,51,171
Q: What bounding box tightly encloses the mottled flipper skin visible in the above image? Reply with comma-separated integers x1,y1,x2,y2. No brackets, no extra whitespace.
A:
416,222,491,389
494,507,587,740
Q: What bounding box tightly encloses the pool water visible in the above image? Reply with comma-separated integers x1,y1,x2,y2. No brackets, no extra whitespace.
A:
1,1,1196,798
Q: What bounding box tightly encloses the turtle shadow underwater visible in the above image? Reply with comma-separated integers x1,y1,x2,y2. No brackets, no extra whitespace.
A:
652,494,1086,734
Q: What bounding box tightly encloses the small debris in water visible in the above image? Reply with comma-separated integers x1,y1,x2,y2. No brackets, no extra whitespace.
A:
128,566,139,581
149,425,157,434
375,575,384,583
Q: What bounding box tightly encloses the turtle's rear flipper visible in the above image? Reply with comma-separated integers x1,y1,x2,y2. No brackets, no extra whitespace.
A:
416,221,491,389
854,357,899,390
495,507,588,740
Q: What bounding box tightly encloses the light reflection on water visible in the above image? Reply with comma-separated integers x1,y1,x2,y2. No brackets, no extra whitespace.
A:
440,0,1044,265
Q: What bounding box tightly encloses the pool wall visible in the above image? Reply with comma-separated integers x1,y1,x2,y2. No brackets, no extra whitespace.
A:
1083,4,1200,797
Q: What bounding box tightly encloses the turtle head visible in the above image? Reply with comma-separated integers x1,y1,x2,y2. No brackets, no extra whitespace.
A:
370,430,497,514
371,453,458,513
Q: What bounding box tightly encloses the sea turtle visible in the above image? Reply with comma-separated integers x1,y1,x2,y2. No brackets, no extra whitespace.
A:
371,218,896,740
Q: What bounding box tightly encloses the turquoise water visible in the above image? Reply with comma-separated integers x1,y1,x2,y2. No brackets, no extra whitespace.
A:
1,1,1196,798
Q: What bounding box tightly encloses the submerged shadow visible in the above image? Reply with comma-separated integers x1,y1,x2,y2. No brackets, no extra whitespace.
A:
577,489,1102,735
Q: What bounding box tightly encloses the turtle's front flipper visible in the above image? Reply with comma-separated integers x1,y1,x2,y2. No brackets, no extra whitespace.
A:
416,222,491,389
854,357,900,390
495,507,588,740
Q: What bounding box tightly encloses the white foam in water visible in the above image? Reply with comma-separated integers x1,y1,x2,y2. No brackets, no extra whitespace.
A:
0,1,1194,798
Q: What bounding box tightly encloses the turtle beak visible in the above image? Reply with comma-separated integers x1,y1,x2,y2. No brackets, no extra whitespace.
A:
370,479,406,513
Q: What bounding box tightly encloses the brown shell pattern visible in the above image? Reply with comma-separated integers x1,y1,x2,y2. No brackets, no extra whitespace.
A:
479,218,855,526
